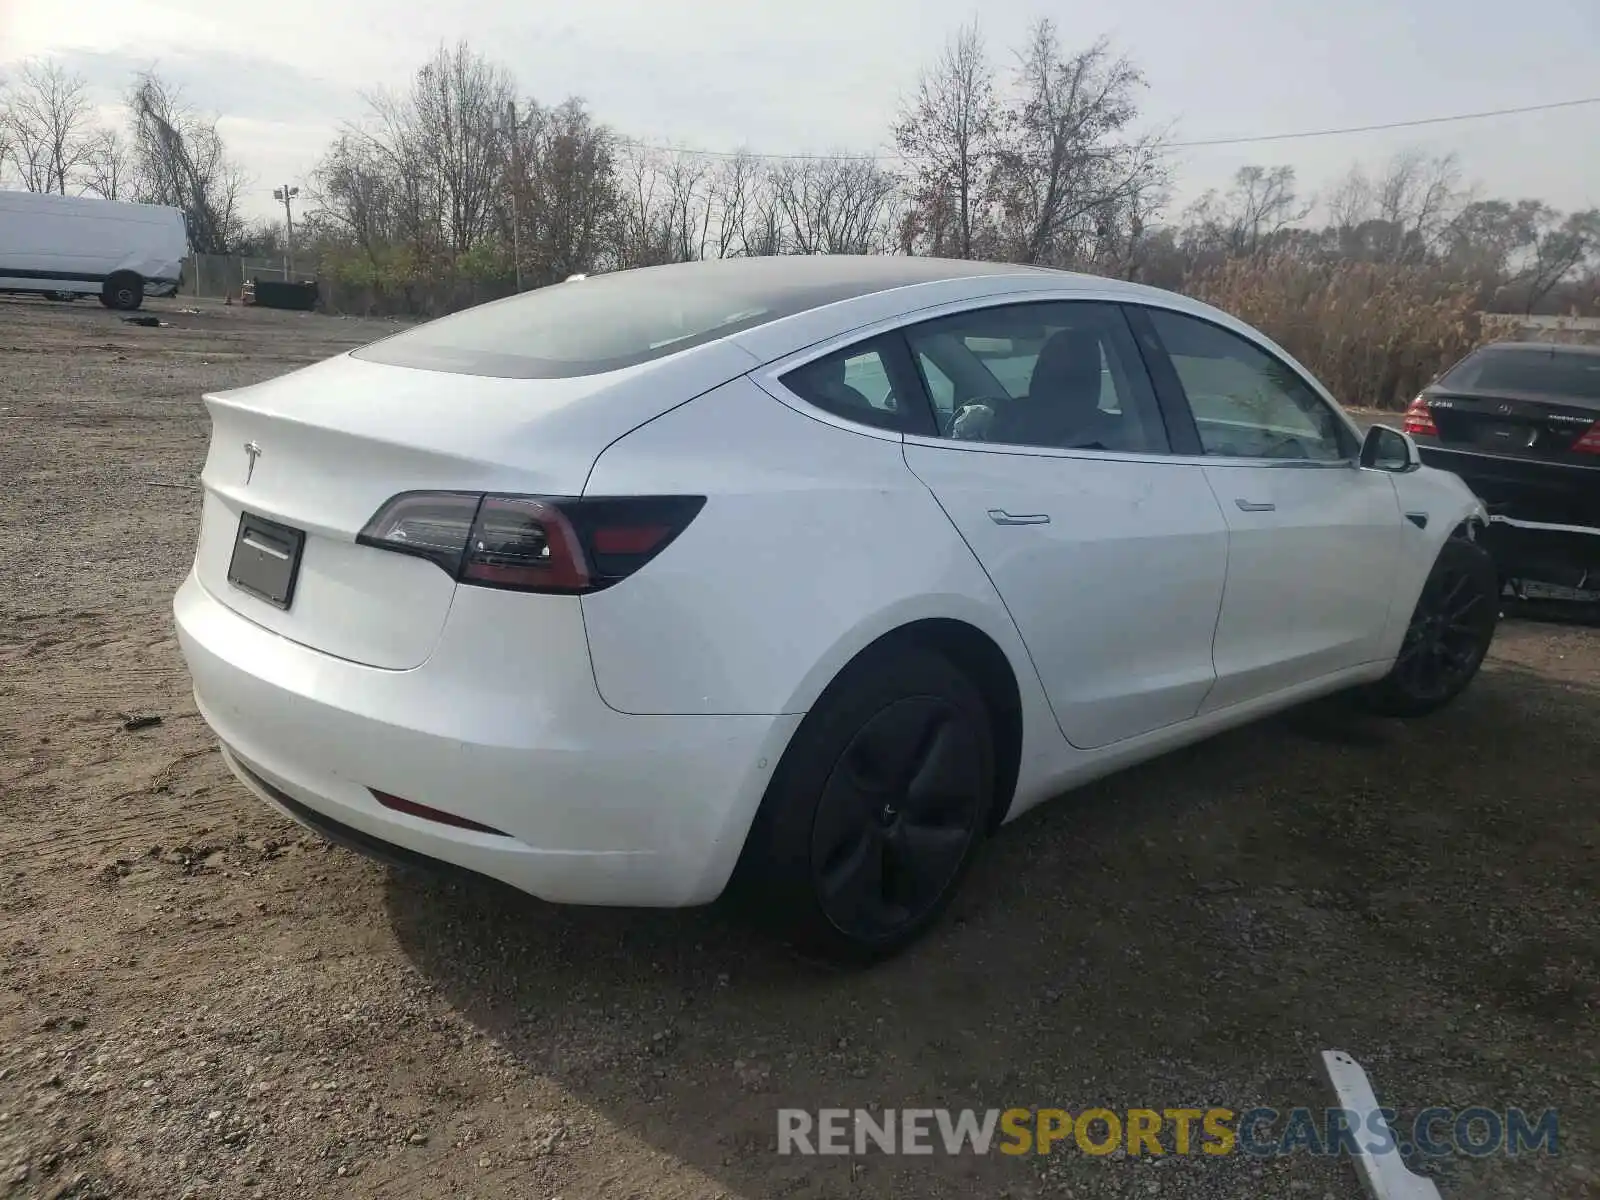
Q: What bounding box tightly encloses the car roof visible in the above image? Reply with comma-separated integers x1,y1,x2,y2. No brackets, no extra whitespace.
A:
355,255,1148,380
602,254,1060,293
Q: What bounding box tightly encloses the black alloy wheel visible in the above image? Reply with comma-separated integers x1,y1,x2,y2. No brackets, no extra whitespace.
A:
734,644,996,964
1365,537,1498,717
810,694,986,943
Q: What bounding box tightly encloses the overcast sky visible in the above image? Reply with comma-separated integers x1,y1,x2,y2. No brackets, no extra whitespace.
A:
4,0,1597,226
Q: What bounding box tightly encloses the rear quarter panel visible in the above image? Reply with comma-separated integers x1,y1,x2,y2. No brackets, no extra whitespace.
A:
579,378,1054,731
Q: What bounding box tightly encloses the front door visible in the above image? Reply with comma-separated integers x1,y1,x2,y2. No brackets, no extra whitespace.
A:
1138,307,1405,712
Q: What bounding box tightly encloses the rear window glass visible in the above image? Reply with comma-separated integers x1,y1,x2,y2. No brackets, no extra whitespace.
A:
349,258,996,379
1440,348,1600,400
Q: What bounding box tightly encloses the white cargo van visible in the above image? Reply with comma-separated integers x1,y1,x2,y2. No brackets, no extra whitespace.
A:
0,191,188,311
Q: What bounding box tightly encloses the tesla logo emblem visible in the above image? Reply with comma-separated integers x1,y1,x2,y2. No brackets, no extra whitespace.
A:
1497,403,1512,414
243,441,262,484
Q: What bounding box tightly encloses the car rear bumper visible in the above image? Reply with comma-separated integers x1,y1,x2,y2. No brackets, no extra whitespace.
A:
173,570,799,906
1417,443,1600,586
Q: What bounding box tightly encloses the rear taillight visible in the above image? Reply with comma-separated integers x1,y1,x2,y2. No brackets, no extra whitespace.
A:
357,493,704,593
357,491,483,576
1573,421,1600,454
1402,396,1438,437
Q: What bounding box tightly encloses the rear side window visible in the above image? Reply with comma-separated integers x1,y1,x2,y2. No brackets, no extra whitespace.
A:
781,337,917,433
1440,348,1600,400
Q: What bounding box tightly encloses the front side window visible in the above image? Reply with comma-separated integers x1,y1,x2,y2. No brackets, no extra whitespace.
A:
904,301,1169,453
1146,309,1354,462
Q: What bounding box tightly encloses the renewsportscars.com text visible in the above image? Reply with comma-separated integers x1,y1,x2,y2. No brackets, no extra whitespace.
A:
777,1106,1560,1158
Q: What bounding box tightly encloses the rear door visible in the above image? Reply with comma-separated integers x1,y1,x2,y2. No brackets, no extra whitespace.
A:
1135,306,1404,710
893,299,1230,751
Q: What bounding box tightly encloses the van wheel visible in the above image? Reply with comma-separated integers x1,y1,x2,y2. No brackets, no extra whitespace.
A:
103,273,143,311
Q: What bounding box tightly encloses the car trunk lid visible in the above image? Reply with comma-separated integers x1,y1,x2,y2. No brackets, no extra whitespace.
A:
1420,388,1600,463
190,346,747,669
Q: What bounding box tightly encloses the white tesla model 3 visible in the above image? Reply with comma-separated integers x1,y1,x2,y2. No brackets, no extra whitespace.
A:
174,256,1497,962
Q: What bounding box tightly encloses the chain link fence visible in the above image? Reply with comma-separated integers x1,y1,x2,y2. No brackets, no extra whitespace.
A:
182,254,322,301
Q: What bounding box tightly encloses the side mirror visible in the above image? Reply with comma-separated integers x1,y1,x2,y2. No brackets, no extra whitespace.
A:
1359,423,1421,473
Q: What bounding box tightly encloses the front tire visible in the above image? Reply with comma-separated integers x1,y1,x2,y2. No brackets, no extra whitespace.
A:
734,645,995,965
1363,536,1498,717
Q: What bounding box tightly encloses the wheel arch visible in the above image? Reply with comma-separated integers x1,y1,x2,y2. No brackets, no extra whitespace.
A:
783,614,1027,831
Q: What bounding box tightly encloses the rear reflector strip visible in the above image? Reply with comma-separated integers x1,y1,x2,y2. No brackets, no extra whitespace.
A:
369,789,509,836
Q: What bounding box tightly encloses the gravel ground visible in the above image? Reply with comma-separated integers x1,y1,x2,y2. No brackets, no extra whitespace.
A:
0,294,1595,1199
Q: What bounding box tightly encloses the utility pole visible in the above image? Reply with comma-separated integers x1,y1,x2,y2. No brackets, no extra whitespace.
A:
272,184,300,278
502,102,523,293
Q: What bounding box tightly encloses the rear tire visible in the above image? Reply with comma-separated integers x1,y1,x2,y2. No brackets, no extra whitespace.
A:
733,645,995,965
103,273,143,311
1362,536,1498,718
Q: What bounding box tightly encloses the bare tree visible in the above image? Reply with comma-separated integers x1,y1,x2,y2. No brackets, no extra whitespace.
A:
656,151,715,263
1323,164,1373,231
740,168,787,257
1443,198,1539,278
0,74,14,186
80,128,133,199
1517,206,1600,314
614,146,689,267
410,42,514,255
516,98,621,283
988,25,1167,267
1093,164,1169,278
335,43,513,265
893,20,998,258
1368,149,1461,262
769,155,900,255
309,132,403,255
0,60,95,192
1186,165,1310,257
128,71,248,252
704,152,765,257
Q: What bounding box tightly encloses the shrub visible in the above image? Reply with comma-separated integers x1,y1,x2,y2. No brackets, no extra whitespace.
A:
1187,256,1490,409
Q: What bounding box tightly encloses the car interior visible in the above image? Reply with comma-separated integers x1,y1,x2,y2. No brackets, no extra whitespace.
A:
784,306,1357,462
784,316,1161,452
913,324,1141,450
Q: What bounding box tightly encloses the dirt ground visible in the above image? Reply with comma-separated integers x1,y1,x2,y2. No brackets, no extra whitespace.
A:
1,294,1595,1200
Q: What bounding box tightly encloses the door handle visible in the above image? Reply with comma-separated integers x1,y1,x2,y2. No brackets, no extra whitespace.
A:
1234,499,1276,512
987,509,1051,526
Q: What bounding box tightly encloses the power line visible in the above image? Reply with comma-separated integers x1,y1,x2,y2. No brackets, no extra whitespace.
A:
1166,95,1600,148
617,94,1600,163
615,138,897,162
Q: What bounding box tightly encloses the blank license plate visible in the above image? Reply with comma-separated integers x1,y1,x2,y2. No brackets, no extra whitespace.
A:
227,512,306,609
1472,422,1529,448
